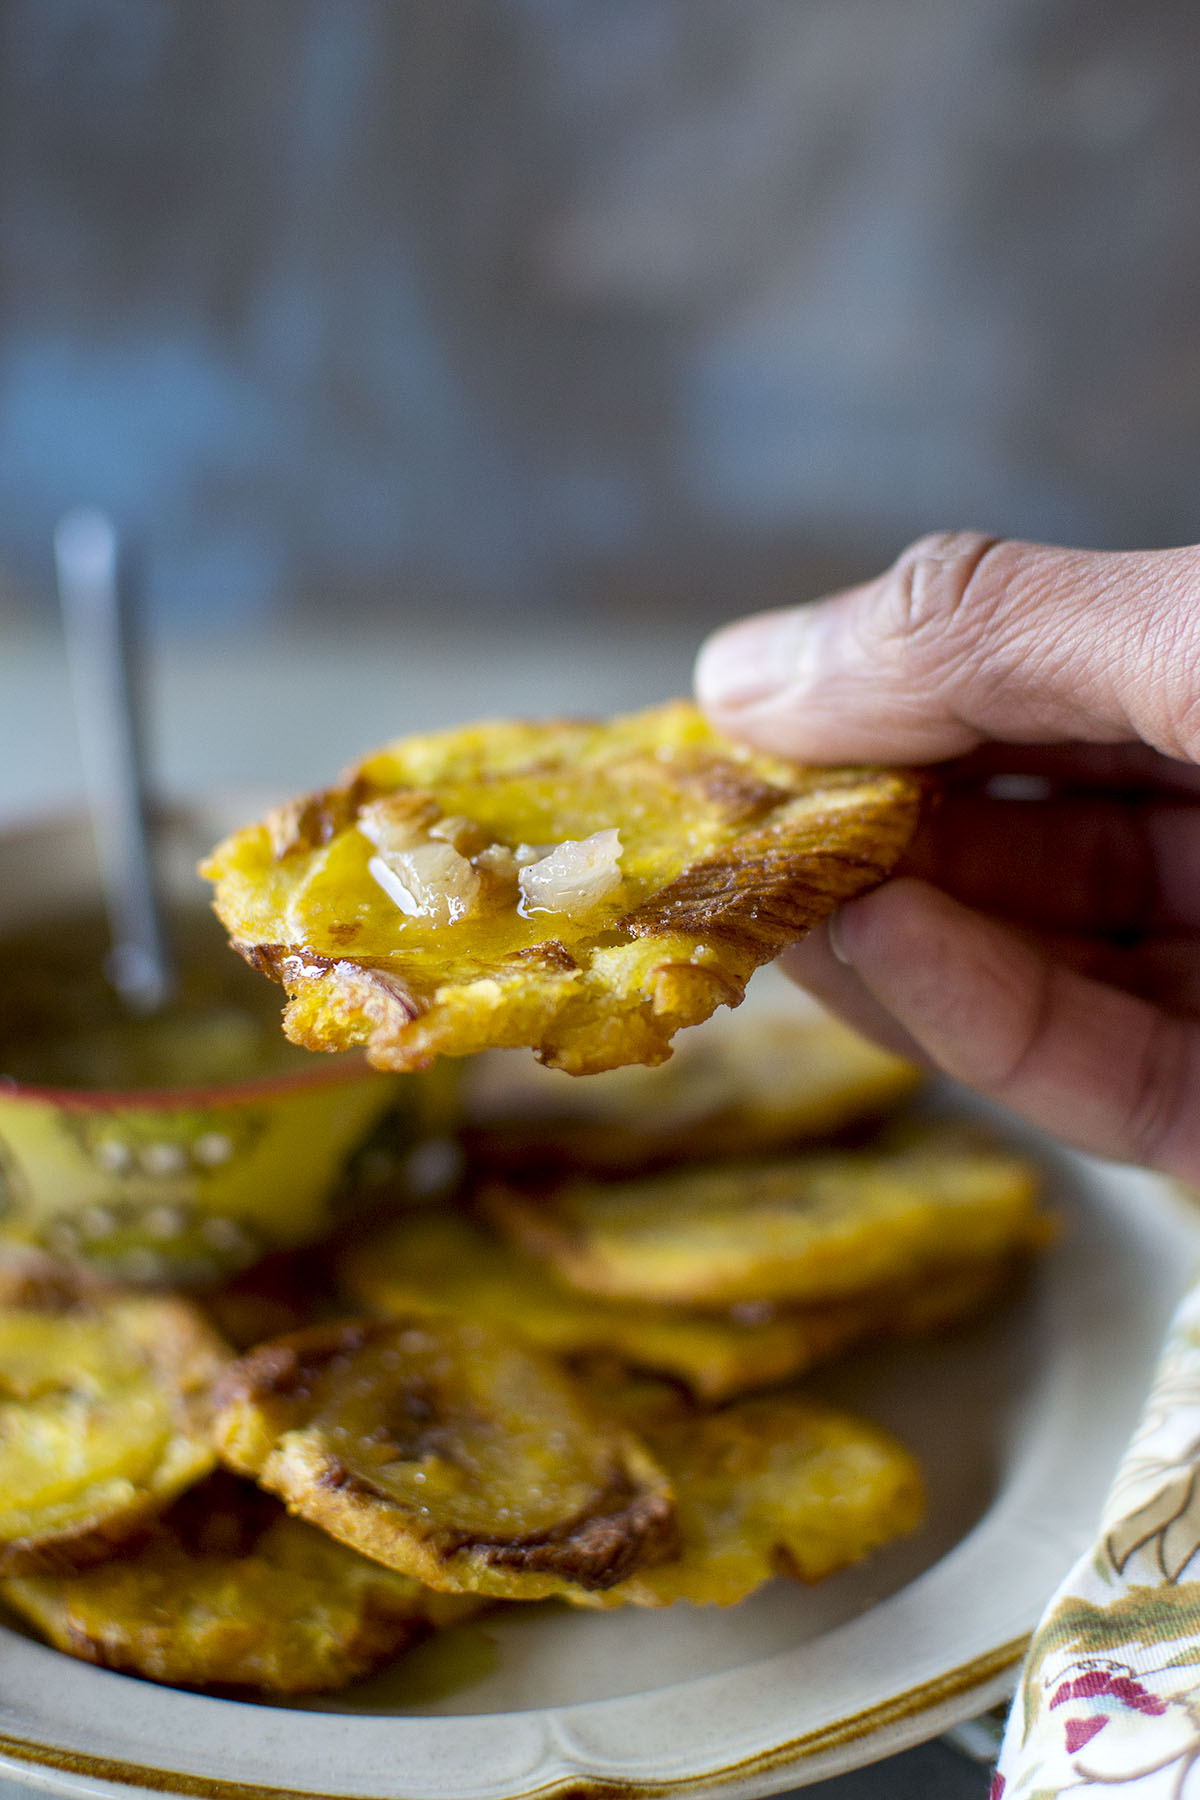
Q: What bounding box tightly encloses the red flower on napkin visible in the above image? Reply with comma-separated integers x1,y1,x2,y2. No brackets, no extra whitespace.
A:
1050,1667,1167,1717
1063,1715,1109,1753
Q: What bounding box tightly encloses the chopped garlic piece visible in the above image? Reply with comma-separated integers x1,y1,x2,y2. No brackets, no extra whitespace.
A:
367,854,420,918
360,798,521,923
359,797,620,925
367,841,483,926
518,830,624,916
357,795,439,856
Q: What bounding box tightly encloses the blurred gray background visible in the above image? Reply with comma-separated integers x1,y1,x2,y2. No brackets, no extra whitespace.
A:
3,0,1200,645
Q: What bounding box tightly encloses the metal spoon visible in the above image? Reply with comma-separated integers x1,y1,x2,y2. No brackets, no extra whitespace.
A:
55,507,175,1014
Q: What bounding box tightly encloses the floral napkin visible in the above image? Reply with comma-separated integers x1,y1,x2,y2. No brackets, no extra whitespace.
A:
995,1281,1200,1797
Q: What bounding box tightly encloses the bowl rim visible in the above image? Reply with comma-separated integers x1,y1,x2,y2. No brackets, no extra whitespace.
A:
0,1052,381,1113
0,797,385,1110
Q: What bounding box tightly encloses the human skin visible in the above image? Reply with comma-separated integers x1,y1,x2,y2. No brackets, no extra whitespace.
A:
694,531,1200,1184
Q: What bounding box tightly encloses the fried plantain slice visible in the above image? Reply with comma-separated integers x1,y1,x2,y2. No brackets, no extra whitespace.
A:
569,1377,925,1608
484,1128,1043,1309
339,1209,832,1404
2,1471,477,1693
212,1314,678,1601
463,971,921,1176
201,701,924,1075
0,1254,228,1574
339,1208,1030,1405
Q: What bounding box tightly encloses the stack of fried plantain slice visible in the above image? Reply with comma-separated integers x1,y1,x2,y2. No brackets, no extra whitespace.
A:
339,1205,1027,1405
0,1255,227,1574
0,1055,1049,1695
0,1122,1046,1688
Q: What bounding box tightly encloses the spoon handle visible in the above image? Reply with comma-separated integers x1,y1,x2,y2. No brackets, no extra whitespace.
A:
55,508,174,1013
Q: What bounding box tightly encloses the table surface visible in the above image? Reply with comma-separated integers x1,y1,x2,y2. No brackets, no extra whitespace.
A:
0,622,1002,1800
806,1742,991,1797
0,1742,993,1800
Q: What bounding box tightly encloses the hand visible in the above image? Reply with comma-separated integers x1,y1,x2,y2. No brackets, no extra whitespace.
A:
694,532,1200,1182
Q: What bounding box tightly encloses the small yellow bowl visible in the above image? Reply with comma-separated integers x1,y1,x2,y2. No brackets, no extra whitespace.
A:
0,801,450,1285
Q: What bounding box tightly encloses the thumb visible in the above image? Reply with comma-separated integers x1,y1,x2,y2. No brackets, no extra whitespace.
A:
695,531,1200,764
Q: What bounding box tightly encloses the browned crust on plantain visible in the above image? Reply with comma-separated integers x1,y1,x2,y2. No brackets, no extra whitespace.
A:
234,941,293,982
266,778,374,861
443,1465,676,1587
279,1439,676,1589
663,757,789,827
237,947,426,1021
213,1317,678,1600
505,940,580,974
235,951,429,1057
212,1319,382,1410
619,801,919,954
0,1512,160,1580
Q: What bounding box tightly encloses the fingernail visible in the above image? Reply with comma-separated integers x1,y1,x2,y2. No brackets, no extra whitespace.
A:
694,608,818,713
827,908,852,965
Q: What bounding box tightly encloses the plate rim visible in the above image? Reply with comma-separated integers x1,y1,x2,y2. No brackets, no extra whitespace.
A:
0,1638,1029,1800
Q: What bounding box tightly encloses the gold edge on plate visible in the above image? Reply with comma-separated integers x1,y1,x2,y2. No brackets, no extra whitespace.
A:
0,1635,1029,1800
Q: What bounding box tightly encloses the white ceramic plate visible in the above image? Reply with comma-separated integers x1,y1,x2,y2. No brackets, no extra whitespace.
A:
0,1091,1195,1800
